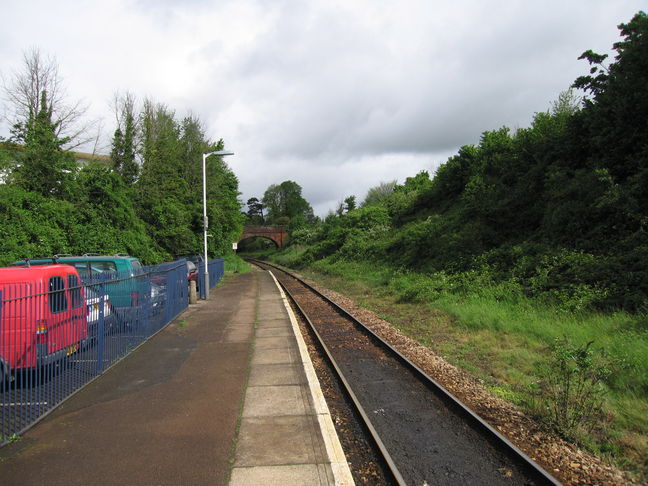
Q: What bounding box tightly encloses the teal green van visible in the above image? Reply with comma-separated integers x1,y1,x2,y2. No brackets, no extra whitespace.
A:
12,254,147,309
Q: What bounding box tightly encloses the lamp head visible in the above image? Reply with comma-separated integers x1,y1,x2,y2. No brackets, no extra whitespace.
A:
204,150,234,157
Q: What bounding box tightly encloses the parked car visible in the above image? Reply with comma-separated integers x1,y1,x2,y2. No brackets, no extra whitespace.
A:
186,260,198,283
176,254,202,289
151,259,197,286
150,282,165,309
85,287,116,337
12,254,148,310
0,265,89,384
175,254,203,266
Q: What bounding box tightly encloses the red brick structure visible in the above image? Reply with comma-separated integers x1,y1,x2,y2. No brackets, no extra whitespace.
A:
238,226,289,248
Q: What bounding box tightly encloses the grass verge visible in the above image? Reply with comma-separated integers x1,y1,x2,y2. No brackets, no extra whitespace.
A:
223,253,251,274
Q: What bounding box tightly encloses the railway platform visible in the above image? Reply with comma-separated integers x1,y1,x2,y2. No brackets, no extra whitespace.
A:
0,269,352,486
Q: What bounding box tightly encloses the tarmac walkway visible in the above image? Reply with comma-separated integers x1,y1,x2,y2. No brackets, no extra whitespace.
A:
0,268,353,486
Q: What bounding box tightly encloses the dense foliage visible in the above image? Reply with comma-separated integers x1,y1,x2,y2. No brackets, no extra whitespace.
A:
239,180,317,251
0,89,243,265
243,181,313,227
287,12,648,313
261,180,316,231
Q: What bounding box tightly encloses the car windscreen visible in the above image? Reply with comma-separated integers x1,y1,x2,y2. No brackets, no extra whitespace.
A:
130,260,143,275
90,261,117,273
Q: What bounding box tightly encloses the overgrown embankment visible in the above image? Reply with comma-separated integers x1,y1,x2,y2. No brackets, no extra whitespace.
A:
252,13,648,480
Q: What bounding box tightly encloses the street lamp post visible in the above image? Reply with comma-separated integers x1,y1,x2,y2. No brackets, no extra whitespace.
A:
202,150,234,299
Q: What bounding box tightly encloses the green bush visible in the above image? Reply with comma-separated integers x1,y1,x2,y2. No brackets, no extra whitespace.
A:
341,205,390,230
289,226,322,245
537,337,616,438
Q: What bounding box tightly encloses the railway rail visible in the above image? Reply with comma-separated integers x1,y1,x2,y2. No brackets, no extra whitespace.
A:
250,259,562,486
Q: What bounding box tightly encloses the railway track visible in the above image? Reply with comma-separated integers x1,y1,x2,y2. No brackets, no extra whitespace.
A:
250,259,562,486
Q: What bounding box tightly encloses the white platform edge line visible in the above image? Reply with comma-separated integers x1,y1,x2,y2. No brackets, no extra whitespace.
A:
268,271,355,486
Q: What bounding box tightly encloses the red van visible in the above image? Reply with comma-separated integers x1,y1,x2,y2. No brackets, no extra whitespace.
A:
0,265,89,382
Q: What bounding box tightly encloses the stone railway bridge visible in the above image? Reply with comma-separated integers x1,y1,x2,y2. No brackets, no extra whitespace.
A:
238,226,289,248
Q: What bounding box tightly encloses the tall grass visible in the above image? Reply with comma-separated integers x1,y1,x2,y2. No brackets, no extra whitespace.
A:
431,284,647,393
223,253,251,273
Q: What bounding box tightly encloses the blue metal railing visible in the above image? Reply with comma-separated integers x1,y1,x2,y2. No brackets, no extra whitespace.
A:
198,258,225,300
0,258,224,443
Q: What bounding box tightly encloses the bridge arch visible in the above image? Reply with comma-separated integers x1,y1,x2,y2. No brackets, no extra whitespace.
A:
238,226,288,249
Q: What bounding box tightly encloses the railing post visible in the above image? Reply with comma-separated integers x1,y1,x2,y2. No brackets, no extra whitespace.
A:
199,261,206,300
179,263,188,312
96,282,105,376
165,269,173,326
143,274,151,337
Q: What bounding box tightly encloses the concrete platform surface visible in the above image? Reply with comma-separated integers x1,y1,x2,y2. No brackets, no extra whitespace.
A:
229,271,352,486
0,269,353,486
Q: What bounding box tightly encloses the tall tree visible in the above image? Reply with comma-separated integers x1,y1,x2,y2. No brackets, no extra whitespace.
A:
121,109,138,184
572,11,648,182
262,180,314,227
110,100,138,184
110,93,136,166
178,115,209,190
10,90,76,198
110,126,125,173
2,48,93,148
344,195,356,213
135,101,243,257
246,197,265,224
136,100,193,255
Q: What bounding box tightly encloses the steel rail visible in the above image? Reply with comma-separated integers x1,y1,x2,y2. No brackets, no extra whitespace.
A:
250,259,562,486
268,269,407,486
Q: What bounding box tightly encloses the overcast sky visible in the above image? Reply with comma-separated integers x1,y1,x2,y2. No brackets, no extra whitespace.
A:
1,1,644,216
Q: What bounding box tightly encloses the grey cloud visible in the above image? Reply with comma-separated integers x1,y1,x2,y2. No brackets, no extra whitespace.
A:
212,0,646,213
222,1,597,165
